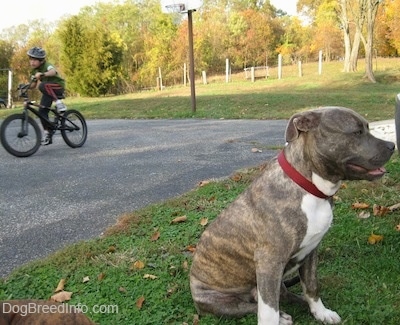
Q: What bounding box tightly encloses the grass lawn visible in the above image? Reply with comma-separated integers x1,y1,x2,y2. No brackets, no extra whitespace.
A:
1,58,400,324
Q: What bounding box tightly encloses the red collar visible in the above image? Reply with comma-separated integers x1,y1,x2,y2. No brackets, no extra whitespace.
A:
277,151,330,199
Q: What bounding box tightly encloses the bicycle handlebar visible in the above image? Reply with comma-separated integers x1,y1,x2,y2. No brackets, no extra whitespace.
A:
17,77,37,98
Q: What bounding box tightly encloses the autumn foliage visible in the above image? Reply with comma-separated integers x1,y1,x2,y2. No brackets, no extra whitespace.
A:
1,0,400,95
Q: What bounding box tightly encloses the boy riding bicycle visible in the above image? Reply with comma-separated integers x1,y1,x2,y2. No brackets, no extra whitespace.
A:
27,46,66,145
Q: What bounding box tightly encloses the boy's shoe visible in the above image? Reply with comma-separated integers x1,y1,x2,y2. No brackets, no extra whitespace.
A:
41,132,53,146
55,100,66,113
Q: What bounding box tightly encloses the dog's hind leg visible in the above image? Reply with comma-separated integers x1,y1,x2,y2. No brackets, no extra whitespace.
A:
280,282,307,307
190,277,257,317
194,294,257,318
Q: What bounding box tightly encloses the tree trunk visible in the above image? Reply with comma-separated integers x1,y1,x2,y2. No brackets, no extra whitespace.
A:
349,31,361,72
339,0,351,72
341,0,380,82
363,0,380,83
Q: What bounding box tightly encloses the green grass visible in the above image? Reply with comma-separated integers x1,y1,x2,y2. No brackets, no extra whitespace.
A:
1,58,400,324
1,157,400,324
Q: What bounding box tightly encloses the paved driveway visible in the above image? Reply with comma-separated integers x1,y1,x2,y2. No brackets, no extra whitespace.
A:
0,119,287,277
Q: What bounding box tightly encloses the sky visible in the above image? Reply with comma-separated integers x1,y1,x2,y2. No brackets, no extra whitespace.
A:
0,0,297,32
0,0,100,31
270,0,297,16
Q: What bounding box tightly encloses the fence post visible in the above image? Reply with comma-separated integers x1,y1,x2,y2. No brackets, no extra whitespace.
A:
156,77,161,90
158,67,163,90
278,54,282,79
251,67,255,82
225,58,230,83
202,71,207,84
183,63,187,86
7,69,12,108
318,50,323,75
395,93,400,152
298,61,303,77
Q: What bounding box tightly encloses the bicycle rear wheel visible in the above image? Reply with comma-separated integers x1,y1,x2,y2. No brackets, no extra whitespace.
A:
0,114,41,157
61,109,87,148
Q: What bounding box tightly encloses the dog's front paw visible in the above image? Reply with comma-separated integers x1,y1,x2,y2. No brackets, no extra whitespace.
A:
279,311,293,325
313,308,341,324
309,298,341,324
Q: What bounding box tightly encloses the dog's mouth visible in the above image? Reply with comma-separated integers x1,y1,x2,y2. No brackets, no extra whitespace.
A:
347,163,387,177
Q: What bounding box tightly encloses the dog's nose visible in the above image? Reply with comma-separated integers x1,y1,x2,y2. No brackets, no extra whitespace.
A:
385,141,395,152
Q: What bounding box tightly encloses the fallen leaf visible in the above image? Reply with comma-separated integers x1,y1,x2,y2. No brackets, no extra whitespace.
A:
98,272,106,281
54,279,66,293
368,233,384,245
132,260,145,270
198,180,210,187
373,204,390,217
357,211,371,219
82,276,90,283
352,202,370,209
388,203,400,211
51,291,72,303
193,314,200,325
169,265,178,277
171,215,187,224
106,245,116,253
251,148,262,153
119,287,127,293
166,285,178,297
136,296,145,309
143,274,157,280
395,224,400,232
182,260,188,270
340,183,348,189
200,217,208,226
186,245,196,252
150,230,160,241
230,173,242,182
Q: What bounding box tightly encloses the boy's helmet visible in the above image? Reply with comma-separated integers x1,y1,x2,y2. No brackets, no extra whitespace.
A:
27,47,46,59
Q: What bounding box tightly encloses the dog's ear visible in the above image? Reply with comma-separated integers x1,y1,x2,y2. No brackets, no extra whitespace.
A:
285,111,321,142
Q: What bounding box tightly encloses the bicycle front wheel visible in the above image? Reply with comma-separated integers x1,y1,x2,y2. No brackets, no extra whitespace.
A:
0,114,41,157
61,109,87,148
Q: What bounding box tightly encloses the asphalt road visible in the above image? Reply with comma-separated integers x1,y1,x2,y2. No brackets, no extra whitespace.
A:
0,119,287,277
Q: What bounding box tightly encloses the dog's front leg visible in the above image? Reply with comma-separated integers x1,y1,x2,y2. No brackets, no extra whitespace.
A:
299,249,341,324
255,250,293,325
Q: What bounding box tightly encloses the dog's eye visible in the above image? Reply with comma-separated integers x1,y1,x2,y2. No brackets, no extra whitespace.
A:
353,130,363,136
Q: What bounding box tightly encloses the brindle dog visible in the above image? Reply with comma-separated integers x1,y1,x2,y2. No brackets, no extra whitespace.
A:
190,107,394,324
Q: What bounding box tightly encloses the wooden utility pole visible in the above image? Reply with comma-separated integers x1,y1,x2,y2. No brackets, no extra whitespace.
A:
187,9,196,113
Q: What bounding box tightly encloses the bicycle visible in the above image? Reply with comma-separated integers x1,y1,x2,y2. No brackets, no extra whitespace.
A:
0,78,87,157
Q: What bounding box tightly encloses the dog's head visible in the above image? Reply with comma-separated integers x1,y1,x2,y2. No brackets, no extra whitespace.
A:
285,106,395,182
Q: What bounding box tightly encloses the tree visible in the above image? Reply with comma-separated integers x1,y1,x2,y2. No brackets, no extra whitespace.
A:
313,0,342,61
338,0,382,81
0,40,13,69
278,16,313,63
58,17,86,94
383,0,400,55
59,16,124,96
359,0,381,82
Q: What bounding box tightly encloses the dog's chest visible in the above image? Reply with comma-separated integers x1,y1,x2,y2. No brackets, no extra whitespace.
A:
293,194,333,261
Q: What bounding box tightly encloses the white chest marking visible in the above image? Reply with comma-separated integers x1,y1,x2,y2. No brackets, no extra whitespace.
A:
312,172,341,196
293,193,333,261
